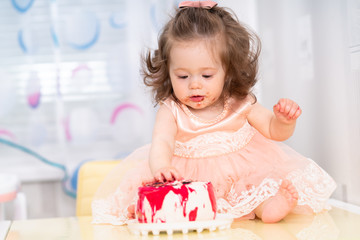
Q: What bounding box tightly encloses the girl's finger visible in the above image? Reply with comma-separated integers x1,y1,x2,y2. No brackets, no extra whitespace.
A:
287,104,298,118
273,103,281,114
162,171,172,182
171,170,182,181
279,99,288,113
286,99,296,114
293,108,302,119
155,173,165,182
285,104,291,114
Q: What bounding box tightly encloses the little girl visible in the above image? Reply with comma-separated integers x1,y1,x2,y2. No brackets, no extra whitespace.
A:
92,1,336,224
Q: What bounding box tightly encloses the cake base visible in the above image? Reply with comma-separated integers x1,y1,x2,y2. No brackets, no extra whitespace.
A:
127,214,233,236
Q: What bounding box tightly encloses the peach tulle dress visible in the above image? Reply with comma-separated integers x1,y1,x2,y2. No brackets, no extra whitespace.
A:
92,96,336,225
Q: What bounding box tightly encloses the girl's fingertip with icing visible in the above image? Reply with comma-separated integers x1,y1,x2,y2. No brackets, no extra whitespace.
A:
274,104,280,111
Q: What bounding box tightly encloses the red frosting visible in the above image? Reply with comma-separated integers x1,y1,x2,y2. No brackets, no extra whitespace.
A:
207,182,217,214
188,207,198,221
136,181,217,223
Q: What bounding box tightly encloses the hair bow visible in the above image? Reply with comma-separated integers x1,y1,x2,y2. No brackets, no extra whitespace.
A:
179,1,218,9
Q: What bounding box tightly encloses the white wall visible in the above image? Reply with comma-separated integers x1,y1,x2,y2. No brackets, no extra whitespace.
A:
257,0,360,204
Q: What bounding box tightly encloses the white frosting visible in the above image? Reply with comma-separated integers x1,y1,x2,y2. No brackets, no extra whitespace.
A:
183,182,214,221
138,181,216,223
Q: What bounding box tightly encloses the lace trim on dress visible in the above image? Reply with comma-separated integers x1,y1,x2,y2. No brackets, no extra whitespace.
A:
217,178,281,217
286,160,337,213
92,198,128,225
92,188,138,225
216,161,336,217
174,121,256,158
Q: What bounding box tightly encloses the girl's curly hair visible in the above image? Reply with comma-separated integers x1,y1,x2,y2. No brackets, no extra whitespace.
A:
142,5,261,104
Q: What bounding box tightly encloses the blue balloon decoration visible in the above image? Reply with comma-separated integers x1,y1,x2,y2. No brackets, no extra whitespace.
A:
67,24,100,50
109,13,127,29
66,12,100,50
18,28,39,54
50,26,60,47
17,30,27,53
11,0,35,13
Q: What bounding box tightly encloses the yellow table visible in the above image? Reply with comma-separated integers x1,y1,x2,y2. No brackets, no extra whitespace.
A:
5,205,360,240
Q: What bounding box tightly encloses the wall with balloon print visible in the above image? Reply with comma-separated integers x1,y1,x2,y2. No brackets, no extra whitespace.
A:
0,0,184,218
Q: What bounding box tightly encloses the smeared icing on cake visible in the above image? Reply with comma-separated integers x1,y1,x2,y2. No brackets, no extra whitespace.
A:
136,181,217,223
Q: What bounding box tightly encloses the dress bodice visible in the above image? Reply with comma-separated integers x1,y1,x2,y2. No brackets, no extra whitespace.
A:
162,95,256,158
162,96,253,142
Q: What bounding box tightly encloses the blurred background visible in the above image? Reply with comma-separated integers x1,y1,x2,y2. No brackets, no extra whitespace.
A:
0,0,359,219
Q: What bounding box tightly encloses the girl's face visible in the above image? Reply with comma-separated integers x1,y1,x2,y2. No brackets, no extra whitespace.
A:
169,39,226,110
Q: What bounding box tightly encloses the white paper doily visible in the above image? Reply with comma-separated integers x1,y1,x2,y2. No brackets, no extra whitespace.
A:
127,214,233,236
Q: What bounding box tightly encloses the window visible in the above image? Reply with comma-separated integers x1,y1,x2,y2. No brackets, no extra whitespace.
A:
0,0,175,175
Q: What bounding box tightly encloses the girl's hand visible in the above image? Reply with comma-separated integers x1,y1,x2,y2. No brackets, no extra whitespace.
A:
154,166,183,183
273,98,302,124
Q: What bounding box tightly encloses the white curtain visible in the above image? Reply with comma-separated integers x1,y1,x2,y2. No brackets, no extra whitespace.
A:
256,0,360,205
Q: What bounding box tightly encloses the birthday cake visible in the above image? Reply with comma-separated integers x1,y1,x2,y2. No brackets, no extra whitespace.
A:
136,181,217,223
